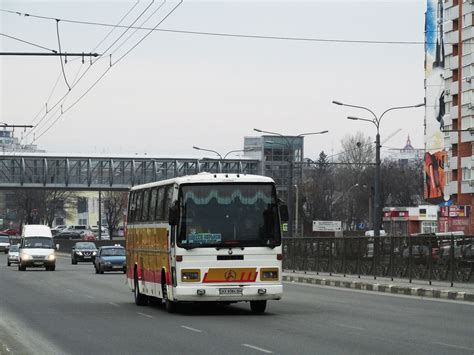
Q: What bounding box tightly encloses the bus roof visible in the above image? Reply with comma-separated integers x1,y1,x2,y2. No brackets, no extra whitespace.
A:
130,173,275,191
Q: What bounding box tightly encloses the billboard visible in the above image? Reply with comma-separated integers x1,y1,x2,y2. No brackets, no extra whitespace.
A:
424,0,447,203
312,221,342,232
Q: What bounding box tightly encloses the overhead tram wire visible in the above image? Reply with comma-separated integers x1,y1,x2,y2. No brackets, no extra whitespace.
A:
31,0,183,143
29,0,160,140
109,0,168,57
0,32,57,52
91,0,157,65
24,0,156,141
1,8,434,46
55,20,71,90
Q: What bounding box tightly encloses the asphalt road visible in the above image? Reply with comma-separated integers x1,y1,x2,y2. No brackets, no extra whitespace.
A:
0,253,473,355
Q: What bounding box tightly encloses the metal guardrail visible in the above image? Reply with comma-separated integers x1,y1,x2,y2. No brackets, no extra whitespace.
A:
283,235,474,286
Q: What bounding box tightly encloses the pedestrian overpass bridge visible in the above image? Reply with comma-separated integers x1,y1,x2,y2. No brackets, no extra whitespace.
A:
0,153,260,190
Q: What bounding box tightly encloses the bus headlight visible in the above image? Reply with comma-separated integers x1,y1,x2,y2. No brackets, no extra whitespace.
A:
260,268,279,281
47,254,56,261
181,269,200,282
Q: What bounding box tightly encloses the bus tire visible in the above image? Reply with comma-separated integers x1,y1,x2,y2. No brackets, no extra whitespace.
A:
134,271,148,306
250,300,267,314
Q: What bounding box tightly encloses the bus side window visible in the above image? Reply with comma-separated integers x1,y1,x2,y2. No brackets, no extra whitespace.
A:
156,187,165,221
128,191,136,222
164,185,173,221
142,189,151,222
135,190,144,222
149,188,158,222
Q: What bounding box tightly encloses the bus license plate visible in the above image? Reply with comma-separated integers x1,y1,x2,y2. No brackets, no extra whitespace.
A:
219,288,242,295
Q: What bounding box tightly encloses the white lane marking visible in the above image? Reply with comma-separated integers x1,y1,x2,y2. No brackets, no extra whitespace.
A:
242,344,273,354
85,295,95,299
334,323,365,331
180,325,202,333
434,342,474,351
137,312,153,319
108,302,120,307
66,289,74,293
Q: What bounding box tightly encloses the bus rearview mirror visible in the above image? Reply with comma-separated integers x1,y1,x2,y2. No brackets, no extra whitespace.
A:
169,202,179,226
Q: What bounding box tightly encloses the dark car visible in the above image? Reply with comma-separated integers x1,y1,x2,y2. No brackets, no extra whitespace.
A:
54,230,81,241
71,242,97,264
94,245,126,274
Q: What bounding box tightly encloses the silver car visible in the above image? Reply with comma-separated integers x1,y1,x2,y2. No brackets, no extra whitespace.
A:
7,244,19,266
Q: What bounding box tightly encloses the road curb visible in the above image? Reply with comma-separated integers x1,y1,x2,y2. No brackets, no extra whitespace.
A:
282,274,474,303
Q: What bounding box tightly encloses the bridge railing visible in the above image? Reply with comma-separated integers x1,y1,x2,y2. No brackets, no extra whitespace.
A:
0,155,260,189
283,235,474,286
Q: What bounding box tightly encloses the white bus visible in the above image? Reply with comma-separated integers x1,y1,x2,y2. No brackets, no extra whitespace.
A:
125,173,287,313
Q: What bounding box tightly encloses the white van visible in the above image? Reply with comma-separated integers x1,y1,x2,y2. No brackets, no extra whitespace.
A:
18,225,57,271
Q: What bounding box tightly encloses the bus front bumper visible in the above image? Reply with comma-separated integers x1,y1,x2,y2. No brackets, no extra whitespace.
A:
172,284,283,302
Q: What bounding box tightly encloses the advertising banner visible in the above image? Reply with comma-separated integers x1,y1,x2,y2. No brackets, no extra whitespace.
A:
424,0,447,203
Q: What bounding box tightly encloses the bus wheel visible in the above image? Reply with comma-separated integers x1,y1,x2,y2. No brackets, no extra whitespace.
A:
134,273,148,306
250,300,267,314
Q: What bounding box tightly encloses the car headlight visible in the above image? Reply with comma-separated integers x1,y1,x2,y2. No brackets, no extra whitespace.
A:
92,251,97,256
103,261,111,265
47,254,56,261
21,254,32,260
76,251,83,256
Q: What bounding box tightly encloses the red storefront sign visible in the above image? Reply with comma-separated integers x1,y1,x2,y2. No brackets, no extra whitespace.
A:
440,205,471,218
438,216,470,234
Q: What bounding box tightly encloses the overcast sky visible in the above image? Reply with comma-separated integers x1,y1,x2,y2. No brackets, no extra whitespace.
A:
1,0,426,159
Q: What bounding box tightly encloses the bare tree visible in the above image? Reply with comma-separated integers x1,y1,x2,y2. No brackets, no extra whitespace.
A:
335,132,374,230
381,159,423,207
103,191,127,238
9,189,77,229
300,151,336,232
44,190,77,227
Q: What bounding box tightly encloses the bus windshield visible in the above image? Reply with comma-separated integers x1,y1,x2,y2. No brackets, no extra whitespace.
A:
177,183,281,249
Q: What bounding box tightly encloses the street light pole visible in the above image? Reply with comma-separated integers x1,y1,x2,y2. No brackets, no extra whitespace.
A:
254,128,328,237
192,146,223,160
333,101,424,238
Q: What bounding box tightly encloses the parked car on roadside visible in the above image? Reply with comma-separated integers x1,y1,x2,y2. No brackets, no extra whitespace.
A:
71,242,97,264
7,244,20,266
439,239,472,260
51,225,67,236
0,234,11,254
54,230,81,241
94,245,126,274
80,230,96,241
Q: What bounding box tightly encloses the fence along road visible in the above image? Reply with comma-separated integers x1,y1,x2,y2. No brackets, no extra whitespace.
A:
283,235,474,286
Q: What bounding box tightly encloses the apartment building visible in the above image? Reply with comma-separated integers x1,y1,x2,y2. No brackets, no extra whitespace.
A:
425,0,474,233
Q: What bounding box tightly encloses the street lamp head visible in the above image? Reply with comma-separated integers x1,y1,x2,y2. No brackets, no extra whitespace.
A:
319,130,329,134
253,128,263,133
347,116,359,121
414,103,425,107
192,146,201,150
332,100,343,106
